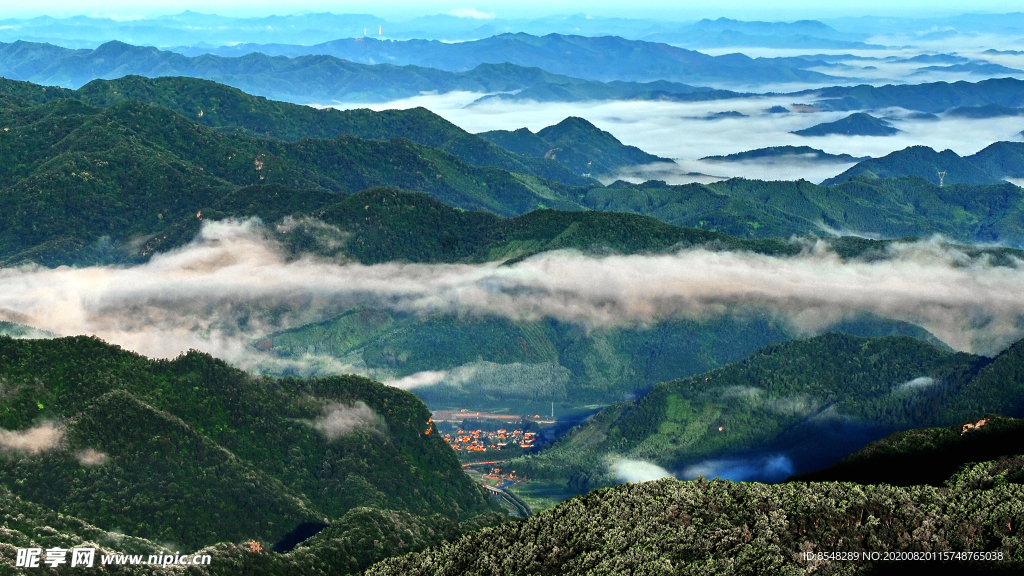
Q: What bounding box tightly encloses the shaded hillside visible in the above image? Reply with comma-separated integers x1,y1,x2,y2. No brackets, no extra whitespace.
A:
0,336,500,551
793,414,1024,486
792,112,900,136
480,117,674,176
513,333,1024,494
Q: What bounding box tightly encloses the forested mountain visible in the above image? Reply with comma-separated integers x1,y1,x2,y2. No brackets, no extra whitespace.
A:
0,85,592,266
824,141,1024,185
512,333,1024,495
4,74,1024,269
792,112,900,136
63,75,593,186
0,336,503,560
479,117,673,176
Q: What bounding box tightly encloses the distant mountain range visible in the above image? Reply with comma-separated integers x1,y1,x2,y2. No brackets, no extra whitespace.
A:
0,40,605,103
5,38,1024,110
946,103,1024,118
159,34,846,85
0,35,839,102
0,12,878,49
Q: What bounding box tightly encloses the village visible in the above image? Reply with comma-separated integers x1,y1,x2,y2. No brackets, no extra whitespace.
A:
443,428,538,453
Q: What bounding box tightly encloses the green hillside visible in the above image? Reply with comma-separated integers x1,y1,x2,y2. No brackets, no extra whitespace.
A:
61,76,593,186
0,336,500,552
512,333,1024,494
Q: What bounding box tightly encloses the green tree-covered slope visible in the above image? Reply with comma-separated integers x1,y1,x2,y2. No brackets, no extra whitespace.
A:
365,476,1022,576
0,75,589,187
0,336,499,552
0,92,584,265
513,333,1024,493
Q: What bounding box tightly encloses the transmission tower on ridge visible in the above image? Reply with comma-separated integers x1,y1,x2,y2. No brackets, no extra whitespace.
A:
937,170,947,187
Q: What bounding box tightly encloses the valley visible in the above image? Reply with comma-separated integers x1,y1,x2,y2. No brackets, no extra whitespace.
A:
1,6,1023,575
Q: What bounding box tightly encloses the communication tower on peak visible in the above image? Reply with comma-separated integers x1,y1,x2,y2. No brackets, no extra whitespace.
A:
937,170,947,187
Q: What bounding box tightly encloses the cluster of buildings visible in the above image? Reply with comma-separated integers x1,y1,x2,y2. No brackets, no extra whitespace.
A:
442,428,538,453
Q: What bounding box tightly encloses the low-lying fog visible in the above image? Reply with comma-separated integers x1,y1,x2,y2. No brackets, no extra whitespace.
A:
329,91,1024,184
1,220,1022,379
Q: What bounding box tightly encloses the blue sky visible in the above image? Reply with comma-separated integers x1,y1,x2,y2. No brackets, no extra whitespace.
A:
2,1,1020,20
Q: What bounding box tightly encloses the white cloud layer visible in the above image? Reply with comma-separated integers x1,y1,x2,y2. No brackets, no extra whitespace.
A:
312,401,378,439
0,422,65,455
0,220,1022,378
609,458,674,483
447,8,495,19
332,91,1024,184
